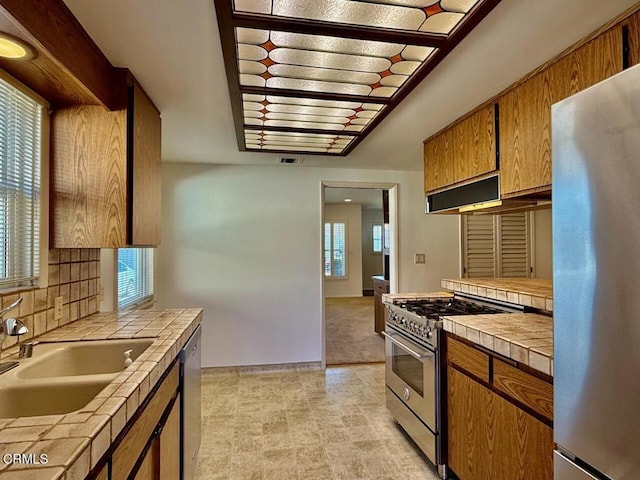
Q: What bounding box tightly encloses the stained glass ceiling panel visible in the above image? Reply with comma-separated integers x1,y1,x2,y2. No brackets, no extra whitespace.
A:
244,129,356,154
242,94,386,132
236,28,435,98
233,0,481,35
215,0,501,156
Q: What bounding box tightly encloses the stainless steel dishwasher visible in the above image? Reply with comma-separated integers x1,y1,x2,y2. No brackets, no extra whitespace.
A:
180,324,201,480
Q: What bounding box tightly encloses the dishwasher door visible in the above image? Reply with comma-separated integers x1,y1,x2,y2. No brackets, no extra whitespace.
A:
180,324,201,480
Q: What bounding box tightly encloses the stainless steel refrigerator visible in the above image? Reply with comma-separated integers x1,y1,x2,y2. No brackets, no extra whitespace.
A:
552,63,640,479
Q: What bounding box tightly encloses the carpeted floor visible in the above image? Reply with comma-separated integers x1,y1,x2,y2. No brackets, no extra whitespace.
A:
325,297,385,365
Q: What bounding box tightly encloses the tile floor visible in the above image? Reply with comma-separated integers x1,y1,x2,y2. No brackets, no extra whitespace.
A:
195,364,440,480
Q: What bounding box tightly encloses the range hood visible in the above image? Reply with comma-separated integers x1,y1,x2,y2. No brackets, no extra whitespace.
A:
425,175,551,214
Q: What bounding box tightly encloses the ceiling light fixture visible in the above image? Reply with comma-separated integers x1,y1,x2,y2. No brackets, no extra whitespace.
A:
0,32,36,61
344,198,352,202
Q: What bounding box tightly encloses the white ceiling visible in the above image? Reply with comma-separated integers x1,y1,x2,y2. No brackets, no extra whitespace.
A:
64,0,638,171
324,187,383,209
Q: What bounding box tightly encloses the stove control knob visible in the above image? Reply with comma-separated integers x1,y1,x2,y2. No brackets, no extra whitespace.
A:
426,329,433,339
403,387,410,400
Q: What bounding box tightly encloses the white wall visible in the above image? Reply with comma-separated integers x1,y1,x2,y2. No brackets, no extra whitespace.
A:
361,208,384,290
324,204,363,298
157,162,460,368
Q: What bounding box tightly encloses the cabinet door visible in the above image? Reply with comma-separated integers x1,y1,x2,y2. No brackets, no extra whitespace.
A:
424,132,453,192
499,27,622,198
448,366,554,480
130,81,161,246
134,441,158,480
454,104,496,182
51,105,128,248
159,395,181,479
626,10,640,67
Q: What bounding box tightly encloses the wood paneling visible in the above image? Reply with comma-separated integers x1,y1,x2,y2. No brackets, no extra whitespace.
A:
493,359,554,421
130,81,162,245
499,27,623,198
51,105,128,248
111,364,178,480
424,104,496,193
159,395,181,479
447,337,490,383
448,366,554,480
0,1,124,109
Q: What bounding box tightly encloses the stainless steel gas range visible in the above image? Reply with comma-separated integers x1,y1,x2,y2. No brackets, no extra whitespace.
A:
383,294,521,479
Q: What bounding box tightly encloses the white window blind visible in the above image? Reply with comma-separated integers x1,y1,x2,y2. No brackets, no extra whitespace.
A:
0,76,42,289
324,221,346,277
462,212,532,278
372,224,382,252
118,248,154,309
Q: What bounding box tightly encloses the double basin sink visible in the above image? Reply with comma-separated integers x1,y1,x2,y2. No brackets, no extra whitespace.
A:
0,338,154,418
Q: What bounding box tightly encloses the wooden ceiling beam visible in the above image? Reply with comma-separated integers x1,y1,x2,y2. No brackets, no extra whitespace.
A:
0,0,125,109
240,86,391,105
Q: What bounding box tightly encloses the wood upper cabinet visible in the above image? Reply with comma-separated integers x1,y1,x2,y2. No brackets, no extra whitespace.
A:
424,104,496,193
499,27,623,198
51,77,161,248
625,10,640,67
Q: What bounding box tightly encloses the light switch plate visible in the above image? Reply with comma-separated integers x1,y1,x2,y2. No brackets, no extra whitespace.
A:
54,296,63,321
415,253,426,264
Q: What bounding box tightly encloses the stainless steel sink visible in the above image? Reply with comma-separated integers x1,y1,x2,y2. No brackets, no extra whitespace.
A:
0,379,111,418
17,338,154,379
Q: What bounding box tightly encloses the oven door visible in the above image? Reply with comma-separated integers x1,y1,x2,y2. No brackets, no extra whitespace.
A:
383,329,435,431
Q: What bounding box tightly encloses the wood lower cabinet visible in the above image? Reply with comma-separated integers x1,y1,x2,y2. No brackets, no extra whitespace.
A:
424,104,496,193
446,336,553,480
111,363,179,480
499,27,622,198
51,76,161,248
372,276,389,335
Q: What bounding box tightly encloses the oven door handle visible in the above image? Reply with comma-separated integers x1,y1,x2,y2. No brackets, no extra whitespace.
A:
382,331,434,360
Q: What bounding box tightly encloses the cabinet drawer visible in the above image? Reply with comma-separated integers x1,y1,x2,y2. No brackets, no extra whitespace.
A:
493,359,553,421
111,363,179,480
447,337,489,383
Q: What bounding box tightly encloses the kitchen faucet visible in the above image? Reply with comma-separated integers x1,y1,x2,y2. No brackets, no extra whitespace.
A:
0,297,28,375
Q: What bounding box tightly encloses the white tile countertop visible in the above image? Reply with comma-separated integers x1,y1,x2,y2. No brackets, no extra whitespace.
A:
441,277,553,311
441,312,553,376
381,291,453,305
0,308,202,479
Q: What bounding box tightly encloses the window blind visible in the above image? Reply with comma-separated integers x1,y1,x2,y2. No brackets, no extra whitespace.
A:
0,76,42,289
323,221,347,277
372,224,382,252
117,248,154,309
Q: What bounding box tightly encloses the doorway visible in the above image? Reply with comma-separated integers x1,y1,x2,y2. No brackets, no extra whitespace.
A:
321,182,398,366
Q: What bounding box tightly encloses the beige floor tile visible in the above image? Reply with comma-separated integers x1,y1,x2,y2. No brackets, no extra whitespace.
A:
197,364,440,480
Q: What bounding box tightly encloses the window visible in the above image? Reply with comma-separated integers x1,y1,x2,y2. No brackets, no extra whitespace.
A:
0,74,44,290
461,212,533,278
324,221,346,277
118,248,154,309
372,224,382,253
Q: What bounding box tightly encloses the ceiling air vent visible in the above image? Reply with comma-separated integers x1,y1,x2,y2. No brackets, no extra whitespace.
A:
279,157,303,165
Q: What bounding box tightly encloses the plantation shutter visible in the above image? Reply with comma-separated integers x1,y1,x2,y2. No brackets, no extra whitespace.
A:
0,76,42,289
497,213,530,277
462,212,531,278
463,215,495,277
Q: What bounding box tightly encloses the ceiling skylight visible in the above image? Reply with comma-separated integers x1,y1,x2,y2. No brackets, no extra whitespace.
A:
215,0,501,156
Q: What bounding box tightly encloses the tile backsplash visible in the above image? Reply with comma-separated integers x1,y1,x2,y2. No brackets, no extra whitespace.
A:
0,248,100,356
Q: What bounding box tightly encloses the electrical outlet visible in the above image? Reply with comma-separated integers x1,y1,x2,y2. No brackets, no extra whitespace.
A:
415,253,426,264
54,296,63,321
